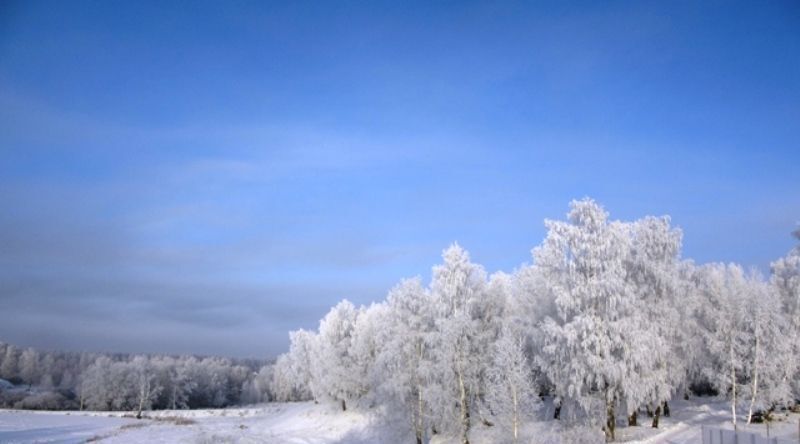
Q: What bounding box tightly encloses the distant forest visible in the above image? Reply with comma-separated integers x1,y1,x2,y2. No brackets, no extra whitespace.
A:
0,343,272,415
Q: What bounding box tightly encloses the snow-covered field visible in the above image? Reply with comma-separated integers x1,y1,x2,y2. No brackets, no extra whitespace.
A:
1,398,798,444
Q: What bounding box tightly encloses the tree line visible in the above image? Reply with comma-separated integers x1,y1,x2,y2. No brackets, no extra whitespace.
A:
269,199,800,443
0,343,271,415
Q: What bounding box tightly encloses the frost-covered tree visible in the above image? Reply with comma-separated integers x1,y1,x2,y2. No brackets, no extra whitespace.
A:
377,277,435,444
623,216,685,427
82,356,114,410
271,355,297,402
672,262,705,400
166,359,197,409
472,272,510,425
313,300,360,411
0,345,18,380
740,275,794,422
485,325,540,443
770,228,800,403
428,244,487,444
19,348,39,387
513,255,558,417
349,302,388,407
241,365,273,404
130,356,162,418
272,329,316,402
695,263,751,428
534,199,643,440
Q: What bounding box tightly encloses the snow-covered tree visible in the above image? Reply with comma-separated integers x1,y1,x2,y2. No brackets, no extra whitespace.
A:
770,228,800,403
313,300,360,410
19,348,39,387
377,277,436,444
272,329,316,402
130,356,162,418
270,355,294,402
241,365,273,404
472,271,511,425
428,244,487,444
167,359,197,409
81,356,114,410
0,345,18,380
349,302,388,407
534,199,643,440
695,263,751,428
485,325,540,443
740,275,794,422
623,216,684,427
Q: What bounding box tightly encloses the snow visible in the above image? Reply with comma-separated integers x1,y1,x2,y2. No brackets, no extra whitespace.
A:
0,402,392,444
0,410,137,443
1,398,798,443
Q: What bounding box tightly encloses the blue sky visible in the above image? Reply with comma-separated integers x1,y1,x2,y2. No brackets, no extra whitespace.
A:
1,1,798,358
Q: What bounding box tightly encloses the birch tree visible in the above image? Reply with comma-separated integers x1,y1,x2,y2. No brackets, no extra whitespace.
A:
534,199,642,441
741,275,794,422
350,302,388,407
624,216,684,427
377,277,435,444
130,356,161,418
429,244,487,444
770,228,800,403
485,325,540,443
696,263,750,429
313,300,360,410
0,345,18,380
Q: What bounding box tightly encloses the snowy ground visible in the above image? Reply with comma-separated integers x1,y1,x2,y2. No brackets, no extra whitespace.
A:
0,398,798,443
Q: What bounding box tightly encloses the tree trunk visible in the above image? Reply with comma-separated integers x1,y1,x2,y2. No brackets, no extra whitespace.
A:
628,410,638,426
651,405,661,428
606,401,616,441
341,399,347,411
663,400,670,417
646,405,654,417
136,378,149,419
415,374,424,444
747,334,759,425
730,339,737,430
512,386,518,443
459,371,469,444
554,402,561,420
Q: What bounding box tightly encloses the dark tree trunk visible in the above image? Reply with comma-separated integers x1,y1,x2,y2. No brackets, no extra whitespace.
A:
646,405,654,417
628,410,638,426
652,405,661,428
663,401,670,417
416,435,422,444
606,402,616,441
554,403,562,420
341,399,346,411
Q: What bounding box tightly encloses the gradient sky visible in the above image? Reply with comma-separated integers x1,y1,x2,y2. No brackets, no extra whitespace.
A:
1,1,798,358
